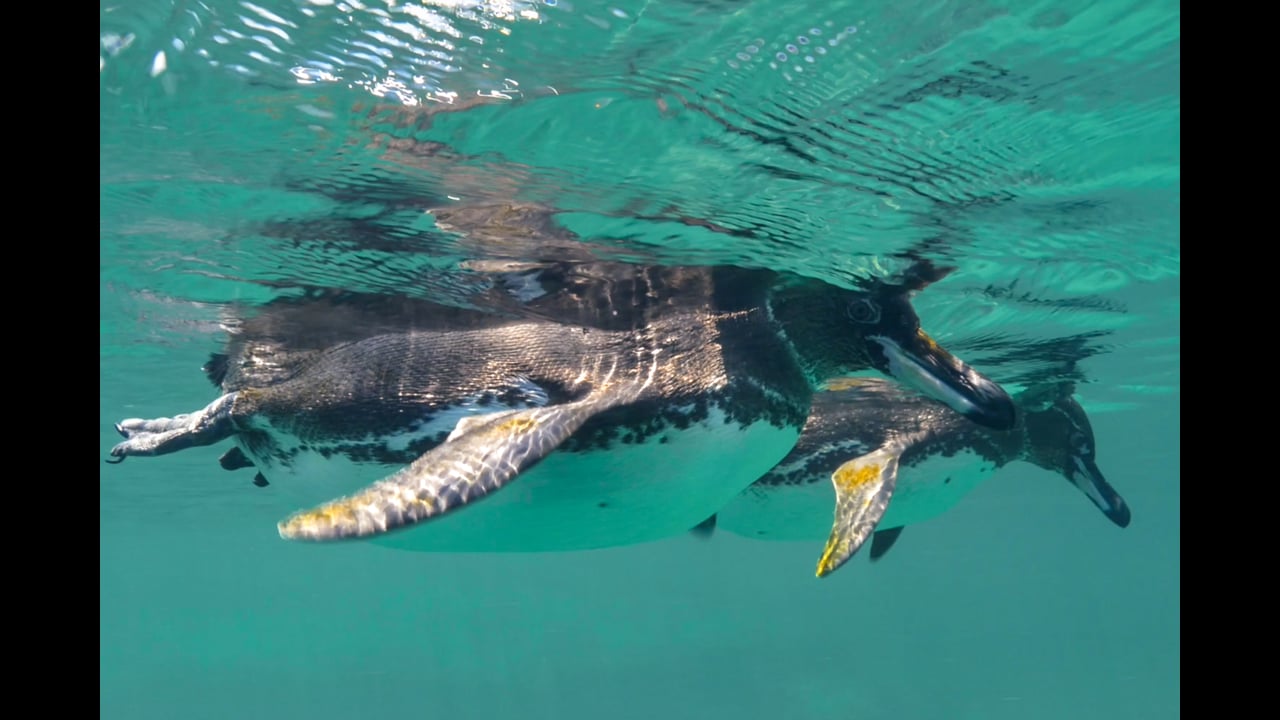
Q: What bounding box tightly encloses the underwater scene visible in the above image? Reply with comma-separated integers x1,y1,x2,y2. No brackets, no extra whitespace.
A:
100,1,1179,718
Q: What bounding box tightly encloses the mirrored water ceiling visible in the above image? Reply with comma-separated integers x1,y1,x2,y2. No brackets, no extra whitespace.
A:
101,0,1179,397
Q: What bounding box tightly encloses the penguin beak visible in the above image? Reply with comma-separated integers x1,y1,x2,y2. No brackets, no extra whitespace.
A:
870,330,1017,430
1068,454,1132,528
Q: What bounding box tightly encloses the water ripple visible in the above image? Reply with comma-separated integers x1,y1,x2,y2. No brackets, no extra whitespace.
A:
101,0,1179,402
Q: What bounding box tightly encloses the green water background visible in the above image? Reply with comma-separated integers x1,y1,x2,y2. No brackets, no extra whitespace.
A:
101,1,1179,717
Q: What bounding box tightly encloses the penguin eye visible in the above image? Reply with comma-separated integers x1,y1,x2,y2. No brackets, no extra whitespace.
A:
847,298,881,324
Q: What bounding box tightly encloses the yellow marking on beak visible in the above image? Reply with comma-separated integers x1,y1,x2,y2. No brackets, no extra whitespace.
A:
916,329,958,361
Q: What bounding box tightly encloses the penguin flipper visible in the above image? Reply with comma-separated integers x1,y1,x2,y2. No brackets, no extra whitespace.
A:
815,445,902,578
277,384,644,542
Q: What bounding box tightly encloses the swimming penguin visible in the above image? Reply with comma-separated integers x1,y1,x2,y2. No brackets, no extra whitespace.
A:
712,377,1132,577
107,260,1018,552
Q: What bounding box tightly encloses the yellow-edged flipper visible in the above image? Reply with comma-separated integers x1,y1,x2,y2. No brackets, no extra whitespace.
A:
445,409,521,442
278,389,633,541
815,445,902,578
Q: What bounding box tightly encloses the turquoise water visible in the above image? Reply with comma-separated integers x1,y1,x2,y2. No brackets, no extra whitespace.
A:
100,1,1179,718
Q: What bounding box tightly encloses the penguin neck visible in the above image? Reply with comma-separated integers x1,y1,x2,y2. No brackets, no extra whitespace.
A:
1010,404,1053,467
973,404,1031,467
766,284,859,384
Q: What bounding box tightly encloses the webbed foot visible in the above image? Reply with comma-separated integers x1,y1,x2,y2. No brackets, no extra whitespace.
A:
108,393,239,461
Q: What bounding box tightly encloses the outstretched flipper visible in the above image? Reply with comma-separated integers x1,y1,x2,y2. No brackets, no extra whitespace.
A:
108,394,239,462
278,364,655,541
815,446,902,578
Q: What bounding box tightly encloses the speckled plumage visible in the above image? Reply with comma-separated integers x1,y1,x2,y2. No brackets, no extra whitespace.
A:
716,377,1131,576
227,311,806,463
109,261,1018,552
